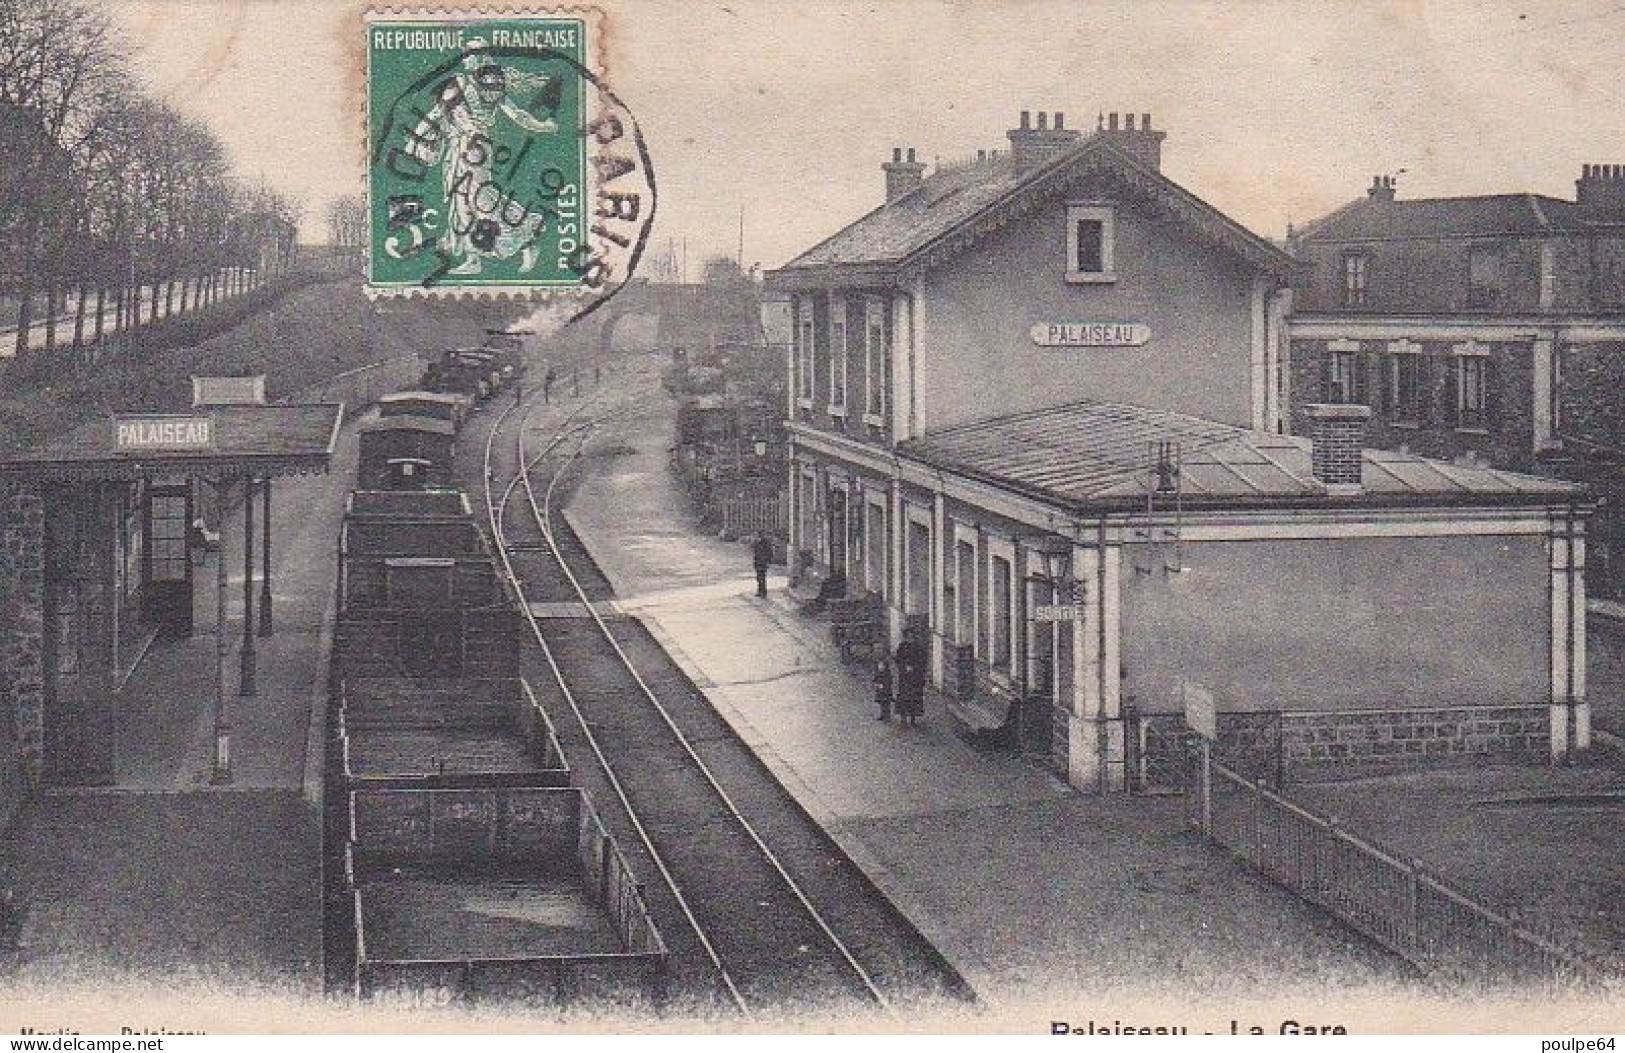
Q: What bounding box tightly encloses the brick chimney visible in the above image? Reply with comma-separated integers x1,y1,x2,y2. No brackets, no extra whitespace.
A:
1367,174,1397,202
1007,109,1082,171
1094,111,1166,171
1304,403,1371,494
882,146,926,203
1577,163,1625,220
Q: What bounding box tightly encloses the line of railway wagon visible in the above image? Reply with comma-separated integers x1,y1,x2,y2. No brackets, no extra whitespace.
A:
324,330,673,1014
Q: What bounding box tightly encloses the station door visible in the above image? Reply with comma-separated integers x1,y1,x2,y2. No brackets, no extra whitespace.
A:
142,484,194,636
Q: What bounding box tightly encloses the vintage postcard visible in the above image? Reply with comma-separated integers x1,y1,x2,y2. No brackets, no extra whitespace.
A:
0,0,1622,1039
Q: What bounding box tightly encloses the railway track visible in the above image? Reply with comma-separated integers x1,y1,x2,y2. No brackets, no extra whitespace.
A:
468,368,970,1019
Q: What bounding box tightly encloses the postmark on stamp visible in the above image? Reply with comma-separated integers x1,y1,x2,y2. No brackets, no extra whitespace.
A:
364,8,653,306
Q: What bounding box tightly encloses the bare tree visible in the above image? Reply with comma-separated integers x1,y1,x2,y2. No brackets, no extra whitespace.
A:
0,0,126,356
325,194,366,252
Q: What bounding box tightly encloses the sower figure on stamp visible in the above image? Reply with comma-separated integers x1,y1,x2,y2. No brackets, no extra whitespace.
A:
751,533,773,598
406,40,559,276
893,629,928,727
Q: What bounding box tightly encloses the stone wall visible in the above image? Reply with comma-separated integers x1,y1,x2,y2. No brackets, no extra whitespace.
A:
1140,704,1551,785
1,486,44,798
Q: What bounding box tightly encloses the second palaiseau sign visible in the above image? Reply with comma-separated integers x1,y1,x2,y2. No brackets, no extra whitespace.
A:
1030,322,1152,348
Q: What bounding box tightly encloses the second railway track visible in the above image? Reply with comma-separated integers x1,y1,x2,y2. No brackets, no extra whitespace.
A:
466,365,971,1019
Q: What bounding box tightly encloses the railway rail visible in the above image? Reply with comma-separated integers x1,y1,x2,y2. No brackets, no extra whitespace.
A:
471,371,969,1018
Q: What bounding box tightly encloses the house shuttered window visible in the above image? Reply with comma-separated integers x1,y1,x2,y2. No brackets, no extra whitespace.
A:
1447,343,1497,431
1384,341,1426,426
1324,339,1364,404
829,302,848,414
863,301,886,419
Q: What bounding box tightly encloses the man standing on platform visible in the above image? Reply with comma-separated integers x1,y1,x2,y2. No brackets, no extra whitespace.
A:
751,533,773,598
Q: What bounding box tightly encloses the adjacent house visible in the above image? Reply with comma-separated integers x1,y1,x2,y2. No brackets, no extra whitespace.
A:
1288,166,1625,590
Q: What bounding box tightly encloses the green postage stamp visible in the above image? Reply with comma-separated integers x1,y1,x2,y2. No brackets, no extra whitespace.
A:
364,9,652,298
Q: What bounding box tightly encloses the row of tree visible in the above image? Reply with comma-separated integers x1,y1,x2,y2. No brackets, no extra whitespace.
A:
0,0,303,361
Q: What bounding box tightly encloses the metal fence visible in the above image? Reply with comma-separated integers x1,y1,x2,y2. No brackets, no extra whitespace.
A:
1191,747,1614,991
719,491,787,540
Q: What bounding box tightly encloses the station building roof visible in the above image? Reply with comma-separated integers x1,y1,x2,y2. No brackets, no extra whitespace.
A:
899,400,1584,513
0,403,344,482
769,136,1299,288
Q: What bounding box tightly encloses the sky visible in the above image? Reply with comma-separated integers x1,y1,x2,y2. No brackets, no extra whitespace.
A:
104,0,1625,271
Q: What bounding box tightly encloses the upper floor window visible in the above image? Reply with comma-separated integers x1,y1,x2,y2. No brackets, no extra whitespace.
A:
828,302,848,414
1325,338,1362,403
795,302,814,404
1385,340,1424,426
1066,203,1115,283
1468,245,1502,310
864,301,886,421
1341,252,1368,308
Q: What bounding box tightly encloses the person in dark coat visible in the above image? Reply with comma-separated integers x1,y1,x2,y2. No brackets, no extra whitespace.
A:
872,653,894,722
893,633,928,727
751,533,774,598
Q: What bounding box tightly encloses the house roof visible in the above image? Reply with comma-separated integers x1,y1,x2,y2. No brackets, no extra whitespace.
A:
900,400,1583,512
0,403,343,481
1298,193,1587,243
769,137,1297,285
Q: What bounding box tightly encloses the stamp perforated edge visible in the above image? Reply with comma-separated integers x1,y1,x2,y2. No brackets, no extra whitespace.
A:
359,4,638,302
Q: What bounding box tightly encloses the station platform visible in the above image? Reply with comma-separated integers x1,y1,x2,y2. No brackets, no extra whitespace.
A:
566,403,1414,1014
113,423,353,789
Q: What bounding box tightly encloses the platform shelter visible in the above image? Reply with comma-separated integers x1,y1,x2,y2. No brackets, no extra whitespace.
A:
0,402,342,787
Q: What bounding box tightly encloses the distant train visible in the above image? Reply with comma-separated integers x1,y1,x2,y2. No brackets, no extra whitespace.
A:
358,330,534,490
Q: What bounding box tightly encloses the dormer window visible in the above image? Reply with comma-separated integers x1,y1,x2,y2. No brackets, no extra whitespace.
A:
1468,245,1502,310
1066,203,1115,283
1342,252,1368,308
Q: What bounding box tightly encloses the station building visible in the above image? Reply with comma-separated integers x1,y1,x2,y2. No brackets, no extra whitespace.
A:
767,110,1592,792
1286,166,1625,592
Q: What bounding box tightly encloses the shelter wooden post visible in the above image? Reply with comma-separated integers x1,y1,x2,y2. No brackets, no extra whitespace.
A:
240,477,257,696
259,476,273,636
213,476,232,784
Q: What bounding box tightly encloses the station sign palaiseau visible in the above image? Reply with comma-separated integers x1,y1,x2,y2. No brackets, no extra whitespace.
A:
114,414,215,452
1030,322,1152,348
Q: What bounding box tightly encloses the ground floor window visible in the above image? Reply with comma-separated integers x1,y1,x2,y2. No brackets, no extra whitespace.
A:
990,554,1012,669
864,499,886,597
953,538,976,648
1326,341,1361,403
1452,353,1490,429
906,518,931,616
1386,351,1424,426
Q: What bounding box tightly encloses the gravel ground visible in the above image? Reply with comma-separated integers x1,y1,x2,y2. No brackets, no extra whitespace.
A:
1586,623,1625,738
1295,764,1625,963
0,791,321,990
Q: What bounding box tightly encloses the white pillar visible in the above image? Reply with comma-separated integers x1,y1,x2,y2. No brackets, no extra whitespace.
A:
1065,541,1125,793
1068,544,1102,791
787,446,801,565
1249,276,1269,432
1532,337,1555,452
1573,527,1590,751
930,489,947,682
888,479,905,646
1549,522,1589,758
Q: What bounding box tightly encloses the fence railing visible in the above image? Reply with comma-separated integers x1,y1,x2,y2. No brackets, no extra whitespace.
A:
1191,746,1615,991
718,491,787,540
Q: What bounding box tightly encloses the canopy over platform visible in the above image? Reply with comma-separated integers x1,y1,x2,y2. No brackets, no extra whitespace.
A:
0,403,344,481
